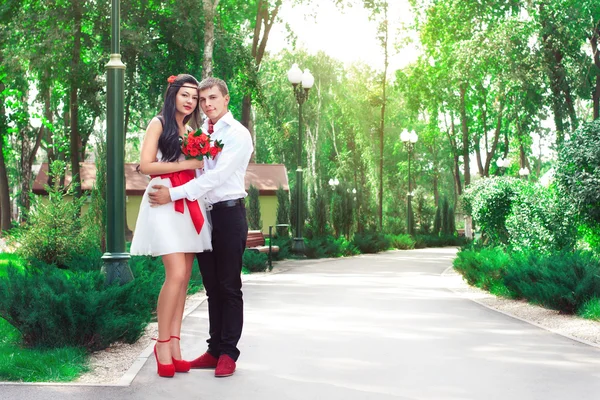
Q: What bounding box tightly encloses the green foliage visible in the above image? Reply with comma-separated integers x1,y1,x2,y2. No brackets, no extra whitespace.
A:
0,258,162,350
308,192,329,238
386,234,416,250
91,132,107,252
555,119,600,225
441,197,451,236
414,188,435,234
505,184,577,253
271,237,292,261
448,206,456,235
242,250,268,273
578,298,600,321
351,231,391,254
0,317,89,382
462,177,525,245
14,161,101,269
455,246,600,314
505,251,600,314
415,234,467,248
275,186,290,237
555,119,600,251
0,253,26,277
453,246,512,293
290,183,308,239
247,185,262,231
433,206,442,235
304,235,359,259
330,184,355,238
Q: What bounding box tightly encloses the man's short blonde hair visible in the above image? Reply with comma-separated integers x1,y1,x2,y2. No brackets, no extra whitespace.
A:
199,77,229,96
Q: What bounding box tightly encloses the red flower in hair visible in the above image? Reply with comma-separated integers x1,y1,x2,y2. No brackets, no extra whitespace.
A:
167,75,177,84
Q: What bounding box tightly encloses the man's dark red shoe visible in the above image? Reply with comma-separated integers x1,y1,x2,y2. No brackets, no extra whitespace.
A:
214,355,236,377
189,352,218,369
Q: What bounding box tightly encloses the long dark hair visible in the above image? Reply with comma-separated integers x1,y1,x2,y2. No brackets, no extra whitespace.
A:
157,74,201,162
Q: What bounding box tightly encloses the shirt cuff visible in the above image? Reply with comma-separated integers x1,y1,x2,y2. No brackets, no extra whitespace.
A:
169,186,187,202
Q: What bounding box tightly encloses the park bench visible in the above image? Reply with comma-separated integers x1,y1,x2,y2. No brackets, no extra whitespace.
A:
246,230,279,255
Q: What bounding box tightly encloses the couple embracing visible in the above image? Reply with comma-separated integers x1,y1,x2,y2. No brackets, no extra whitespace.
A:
130,75,252,378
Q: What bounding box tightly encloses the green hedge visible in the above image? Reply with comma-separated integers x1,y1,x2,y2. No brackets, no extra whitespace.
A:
454,246,600,314
0,260,160,350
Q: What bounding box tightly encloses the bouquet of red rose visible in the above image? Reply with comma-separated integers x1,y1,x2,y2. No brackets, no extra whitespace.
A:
181,129,224,160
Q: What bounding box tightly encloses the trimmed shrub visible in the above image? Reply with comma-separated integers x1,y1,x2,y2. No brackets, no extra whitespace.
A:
504,251,600,313
387,234,415,250
453,246,512,295
0,259,161,350
247,185,262,231
351,231,391,254
304,235,359,259
242,250,268,273
275,186,291,237
433,206,442,236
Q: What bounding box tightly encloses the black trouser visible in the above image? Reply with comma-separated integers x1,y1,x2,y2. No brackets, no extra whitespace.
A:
196,202,247,361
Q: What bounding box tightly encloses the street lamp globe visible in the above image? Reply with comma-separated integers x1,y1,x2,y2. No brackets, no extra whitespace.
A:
519,167,530,176
400,128,410,142
301,69,314,89
503,158,511,168
333,178,339,186
496,158,505,168
30,118,42,129
409,130,418,143
287,63,303,85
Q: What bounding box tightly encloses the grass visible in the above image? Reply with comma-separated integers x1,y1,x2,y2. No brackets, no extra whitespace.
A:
0,253,26,277
578,298,600,321
0,318,89,382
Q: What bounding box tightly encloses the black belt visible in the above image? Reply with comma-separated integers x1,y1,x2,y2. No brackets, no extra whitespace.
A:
207,198,244,211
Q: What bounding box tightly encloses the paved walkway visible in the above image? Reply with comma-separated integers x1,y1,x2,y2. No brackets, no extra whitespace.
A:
3,248,600,399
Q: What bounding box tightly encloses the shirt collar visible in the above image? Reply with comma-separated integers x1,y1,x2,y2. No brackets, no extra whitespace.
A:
203,111,233,132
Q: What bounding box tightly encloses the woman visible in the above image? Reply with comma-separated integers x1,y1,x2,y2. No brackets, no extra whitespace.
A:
130,74,211,378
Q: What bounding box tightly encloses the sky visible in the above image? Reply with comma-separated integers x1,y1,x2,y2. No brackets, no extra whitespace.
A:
267,0,420,73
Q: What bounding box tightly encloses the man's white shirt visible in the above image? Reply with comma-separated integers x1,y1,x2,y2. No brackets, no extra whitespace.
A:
169,111,253,204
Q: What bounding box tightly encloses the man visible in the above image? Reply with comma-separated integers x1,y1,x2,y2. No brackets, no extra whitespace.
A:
149,77,253,378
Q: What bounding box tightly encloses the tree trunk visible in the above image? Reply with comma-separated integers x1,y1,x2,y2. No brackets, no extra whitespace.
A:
69,4,82,198
377,4,388,230
459,84,470,188
0,76,12,232
483,98,504,176
539,3,565,143
591,29,600,120
244,0,281,160
202,0,220,79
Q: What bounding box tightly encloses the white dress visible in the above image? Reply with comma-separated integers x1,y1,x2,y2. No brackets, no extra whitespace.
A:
130,151,212,257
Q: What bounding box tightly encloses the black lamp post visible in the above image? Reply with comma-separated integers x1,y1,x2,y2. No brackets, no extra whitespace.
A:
102,0,133,284
287,63,314,255
400,129,418,236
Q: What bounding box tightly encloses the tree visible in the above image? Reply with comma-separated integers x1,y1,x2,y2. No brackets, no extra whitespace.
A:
247,184,262,230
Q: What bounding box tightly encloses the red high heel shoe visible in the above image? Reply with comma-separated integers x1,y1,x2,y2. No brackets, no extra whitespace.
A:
153,338,175,378
170,336,191,373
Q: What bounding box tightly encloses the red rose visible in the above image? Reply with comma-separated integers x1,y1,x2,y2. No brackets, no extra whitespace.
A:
198,133,209,144
210,146,219,158
200,145,210,155
189,148,200,157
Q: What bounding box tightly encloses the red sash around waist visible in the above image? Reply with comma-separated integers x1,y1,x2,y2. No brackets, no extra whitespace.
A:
151,170,204,234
